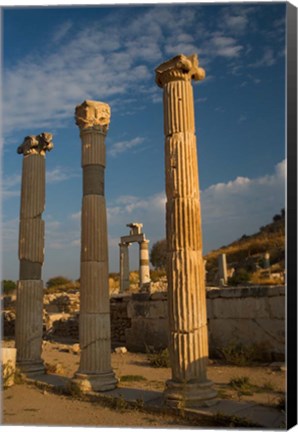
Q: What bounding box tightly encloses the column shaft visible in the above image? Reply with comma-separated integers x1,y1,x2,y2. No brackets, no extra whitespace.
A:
16,134,53,376
73,100,117,392
155,54,216,406
119,244,130,293
139,240,150,288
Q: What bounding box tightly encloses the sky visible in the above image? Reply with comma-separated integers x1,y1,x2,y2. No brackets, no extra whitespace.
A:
1,1,287,283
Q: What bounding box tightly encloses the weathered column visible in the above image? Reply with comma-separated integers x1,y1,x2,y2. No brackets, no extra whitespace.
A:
73,100,117,392
119,243,130,292
155,54,217,406
139,239,151,288
218,253,228,286
16,133,53,375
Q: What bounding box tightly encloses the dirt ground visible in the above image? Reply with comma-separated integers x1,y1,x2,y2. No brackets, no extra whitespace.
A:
1,339,285,428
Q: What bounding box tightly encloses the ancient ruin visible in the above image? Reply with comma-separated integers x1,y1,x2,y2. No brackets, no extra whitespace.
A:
16,133,53,375
155,54,217,406
73,100,117,391
218,253,228,286
119,223,151,292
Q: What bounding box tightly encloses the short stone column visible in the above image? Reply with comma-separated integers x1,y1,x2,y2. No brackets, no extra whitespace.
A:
139,239,151,288
218,253,228,286
155,54,217,406
16,133,54,375
74,100,117,392
119,243,130,292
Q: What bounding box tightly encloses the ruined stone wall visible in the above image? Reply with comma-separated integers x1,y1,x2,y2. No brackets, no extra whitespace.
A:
2,286,285,360
123,286,285,361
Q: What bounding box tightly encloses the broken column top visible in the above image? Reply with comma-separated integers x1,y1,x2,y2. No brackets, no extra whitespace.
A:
75,100,111,132
126,222,143,235
17,133,54,156
155,53,205,88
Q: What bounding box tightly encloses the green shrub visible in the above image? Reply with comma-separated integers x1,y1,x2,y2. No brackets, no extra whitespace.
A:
147,348,170,368
2,280,17,294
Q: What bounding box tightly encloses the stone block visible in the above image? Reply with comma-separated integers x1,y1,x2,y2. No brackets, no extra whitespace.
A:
80,262,109,313
81,131,106,166
206,298,213,319
15,280,44,365
208,318,285,360
150,291,168,301
125,318,169,352
211,297,270,319
127,299,167,319
81,195,108,262
268,296,285,319
18,218,45,263
206,288,221,299
20,154,45,218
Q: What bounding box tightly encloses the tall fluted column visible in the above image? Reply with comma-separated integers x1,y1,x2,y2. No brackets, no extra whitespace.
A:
139,239,150,288
73,100,117,392
119,243,130,292
155,54,217,406
16,133,54,375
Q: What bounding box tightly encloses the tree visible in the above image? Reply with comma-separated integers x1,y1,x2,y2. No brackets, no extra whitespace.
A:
46,276,71,289
2,280,17,295
150,239,167,269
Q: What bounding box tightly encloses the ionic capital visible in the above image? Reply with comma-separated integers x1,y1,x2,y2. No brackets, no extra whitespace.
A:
17,133,54,156
155,54,205,88
75,100,111,133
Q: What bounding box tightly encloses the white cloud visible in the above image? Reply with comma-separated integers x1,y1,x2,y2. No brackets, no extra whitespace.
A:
249,48,276,68
1,173,21,199
52,21,73,43
46,166,79,183
201,159,286,252
108,137,145,157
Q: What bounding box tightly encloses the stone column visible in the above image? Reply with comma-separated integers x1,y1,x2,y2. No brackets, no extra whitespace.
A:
218,253,228,286
16,133,53,375
139,239,151,288
73,100,117,392
119,243,130,292
155,54,217,406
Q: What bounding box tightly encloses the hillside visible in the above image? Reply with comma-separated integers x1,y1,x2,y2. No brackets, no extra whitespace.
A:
204,209,285,285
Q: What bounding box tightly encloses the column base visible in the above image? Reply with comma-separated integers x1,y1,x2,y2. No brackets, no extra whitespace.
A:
17,360,45,377
164,379,218,408
72,370,118,392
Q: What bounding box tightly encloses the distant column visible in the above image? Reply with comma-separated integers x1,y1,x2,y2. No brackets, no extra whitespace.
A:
218,253,228,286
16,133,54,375
119,243,130,292
155,54,217,406
74,100,117,392
264,252,270,269
139,239,151,289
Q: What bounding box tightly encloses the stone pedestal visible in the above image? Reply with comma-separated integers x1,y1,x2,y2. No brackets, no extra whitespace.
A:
73,100,117,392
155,54,217,407
16,133,53,376
119,243,130,292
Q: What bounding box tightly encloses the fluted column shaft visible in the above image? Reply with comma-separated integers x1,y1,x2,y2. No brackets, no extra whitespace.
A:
119,243,130,293
74,100,117,392
139,240,150,287
155,54,216,406
16,133,53,375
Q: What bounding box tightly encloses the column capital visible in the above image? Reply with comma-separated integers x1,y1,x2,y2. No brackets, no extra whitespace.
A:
155,54,205,88
75,100,111,133
17,133,54,156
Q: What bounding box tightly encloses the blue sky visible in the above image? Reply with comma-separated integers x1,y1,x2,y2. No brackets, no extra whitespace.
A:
1,2,286,282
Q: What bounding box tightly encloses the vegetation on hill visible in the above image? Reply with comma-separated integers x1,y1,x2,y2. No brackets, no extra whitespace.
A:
204,209,285,285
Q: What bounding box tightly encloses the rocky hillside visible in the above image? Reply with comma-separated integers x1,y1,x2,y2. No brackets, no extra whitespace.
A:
204,209,285,285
